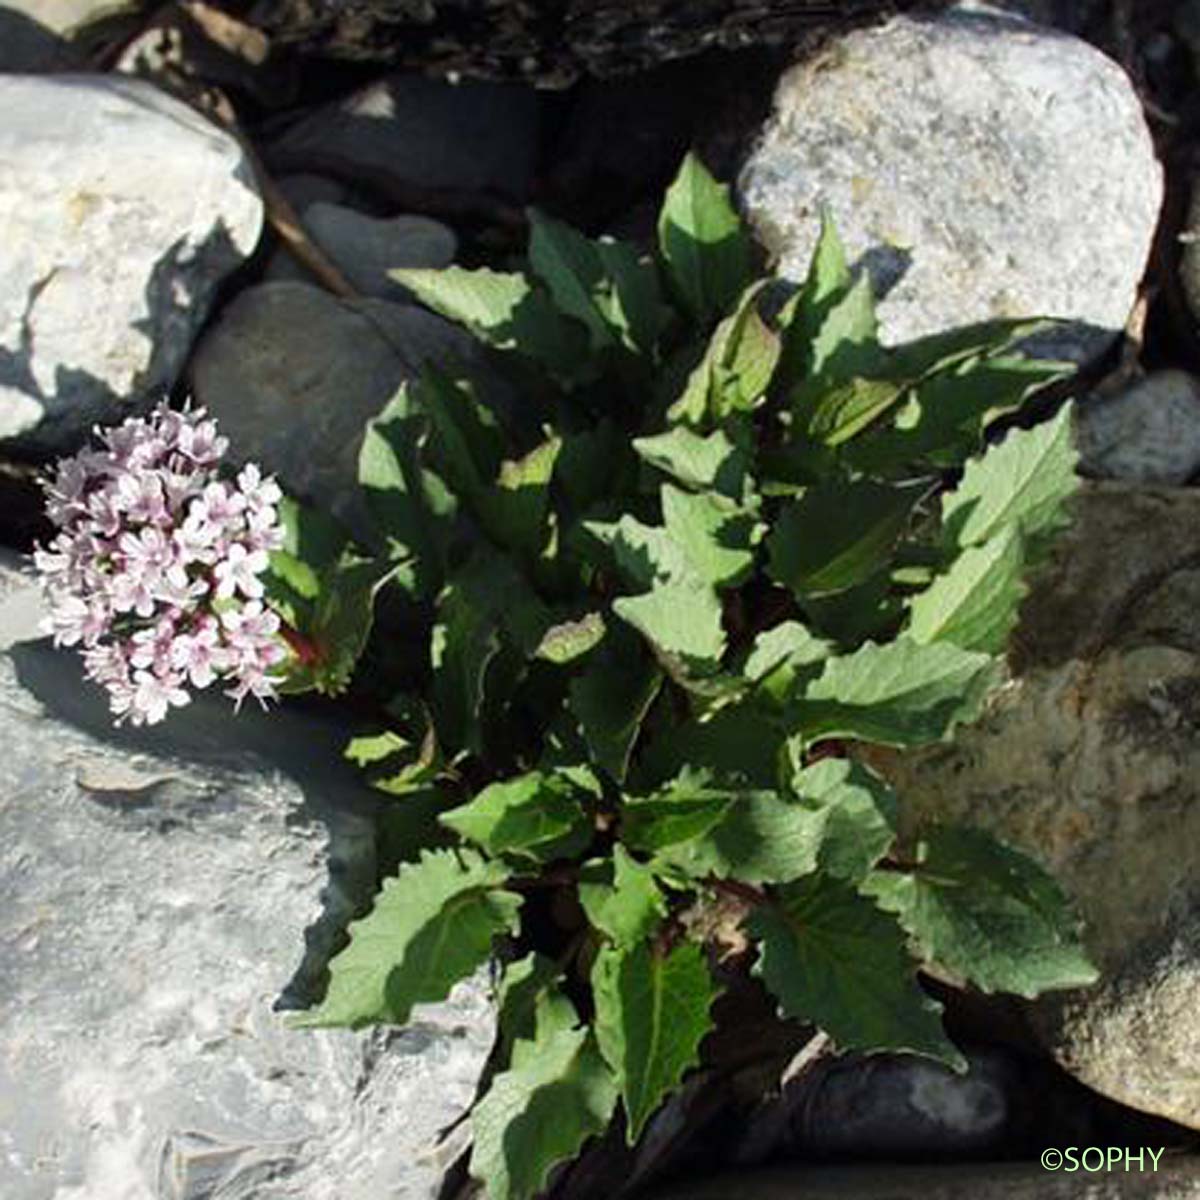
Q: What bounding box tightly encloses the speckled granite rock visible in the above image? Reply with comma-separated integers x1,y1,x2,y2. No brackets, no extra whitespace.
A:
0,562,495,1200
0,74,263,451
739,8,1162,365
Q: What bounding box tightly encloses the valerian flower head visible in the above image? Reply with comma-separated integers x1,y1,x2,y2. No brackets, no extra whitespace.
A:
32,402,289,726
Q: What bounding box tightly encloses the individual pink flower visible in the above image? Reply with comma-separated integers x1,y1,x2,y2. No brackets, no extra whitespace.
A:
32,401,292,726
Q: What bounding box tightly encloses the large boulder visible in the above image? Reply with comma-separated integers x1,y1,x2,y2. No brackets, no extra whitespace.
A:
0,74,263,453
0,559,494,1200
868,484,1200,1130
739,8,1162,365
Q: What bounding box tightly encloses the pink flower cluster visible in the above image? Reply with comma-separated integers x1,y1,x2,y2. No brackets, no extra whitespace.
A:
33,402,290,725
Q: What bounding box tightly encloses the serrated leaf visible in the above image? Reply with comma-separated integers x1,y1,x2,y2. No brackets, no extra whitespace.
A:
299,849,520,1029
906,525,1026,653
652,787,832,884
613,580,727,674
790,758,897,883
578,846,667,946
749,873,962,1067
632,425,749,499
768,480,925,598
392,264,589,382
441,770,594,862
791,637,999,747
661,485,759,588
941,404,1078,558
657,152,752,324
620,770,737,852
471,1019,617,1200
798,269,882,389
885,317,1058,382
863,826,1098,998
592,940,720,1142
534,612,606,664
568,629,663,782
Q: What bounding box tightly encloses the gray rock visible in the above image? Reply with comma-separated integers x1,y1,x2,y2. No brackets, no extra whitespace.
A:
188,282,484,536
0,566,495,1200
1076,371,1200,484
0,4,81,71
265,73,541,205
648,1160,1200,1200
1177,179,1200,334
266,203,457,297
739,9,1162,365
869,483,1200,1130
781,1050,1015,1159
276,172,349,212
954,0,1105,35
0,74,263,452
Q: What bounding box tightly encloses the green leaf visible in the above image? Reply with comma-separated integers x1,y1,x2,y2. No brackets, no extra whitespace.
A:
742,620,832,702
471,1014,617,1200
613,580,727,675
652,787,833,885
358,384,457,593
790,758,897,884
906,525,1026,653
392,265,589,382
790,637,999,747
440,770,594,862
657,151,752,323
621,770,737,853
298,849,520,1029
846,355,1070,474
632,425,749,500
796,269,882,391
529,209,621,351
749,873,962,1066
578,846,667,946
805,375,907,446
768,480,925,598
863,826,1098,998
496,953,565,1065
431,570,504,756
661,485,760,588
595,237,671,355
885,317,1059,382
568,630,663,782
592,940,720,1142
667,282,779,425
940,403,1078,557
419,368,503,504
485,433,562,558
774,207,852,387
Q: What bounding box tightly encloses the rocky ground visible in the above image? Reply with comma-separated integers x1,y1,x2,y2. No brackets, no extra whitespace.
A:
2,0,1200,1198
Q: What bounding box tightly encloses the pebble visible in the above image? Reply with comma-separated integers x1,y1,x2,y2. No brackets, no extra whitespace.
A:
1076,371,1200,485
266,202,457,297
739,8,1162,366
